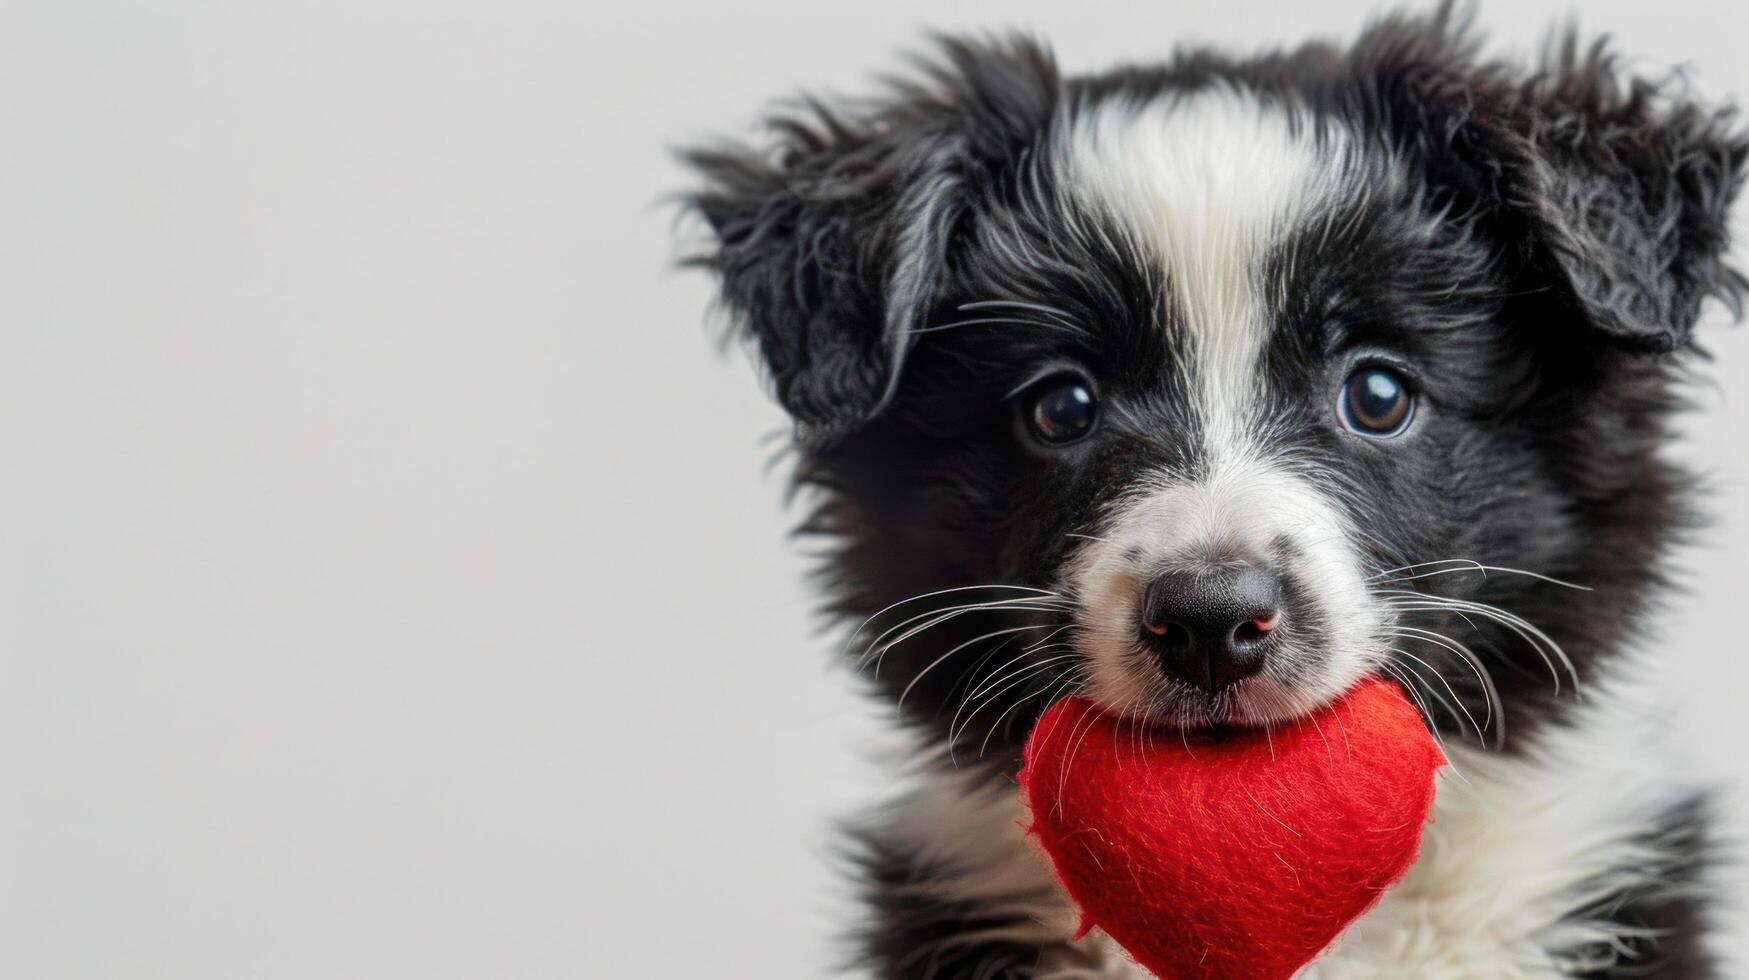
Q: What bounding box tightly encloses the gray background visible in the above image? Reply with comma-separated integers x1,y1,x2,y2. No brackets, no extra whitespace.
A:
3,1,1745,977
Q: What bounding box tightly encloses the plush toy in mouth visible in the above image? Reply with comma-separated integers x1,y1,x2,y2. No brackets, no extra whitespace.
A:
1018,678,1444,980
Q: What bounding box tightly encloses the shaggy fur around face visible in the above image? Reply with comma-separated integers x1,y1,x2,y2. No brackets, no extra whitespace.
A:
681,5,1745,977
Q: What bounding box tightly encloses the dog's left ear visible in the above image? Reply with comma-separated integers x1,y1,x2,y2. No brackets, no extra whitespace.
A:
1360,13,1749,353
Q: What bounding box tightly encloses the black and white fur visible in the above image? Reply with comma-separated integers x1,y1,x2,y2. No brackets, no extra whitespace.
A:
681,7,1746,977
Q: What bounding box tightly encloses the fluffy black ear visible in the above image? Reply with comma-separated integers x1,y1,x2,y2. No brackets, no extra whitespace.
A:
679,36,1059,444
1356,8,1748,353
1508,36,1749,352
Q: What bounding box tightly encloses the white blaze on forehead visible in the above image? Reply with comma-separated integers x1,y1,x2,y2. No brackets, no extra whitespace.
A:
1059,87,1356,448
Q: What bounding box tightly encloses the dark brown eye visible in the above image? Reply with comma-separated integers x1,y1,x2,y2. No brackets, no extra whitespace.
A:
1340,368,1413,436
1024,375,1099,446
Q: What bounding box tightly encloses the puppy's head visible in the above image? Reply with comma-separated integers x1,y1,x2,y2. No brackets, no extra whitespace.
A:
682,13,1745,755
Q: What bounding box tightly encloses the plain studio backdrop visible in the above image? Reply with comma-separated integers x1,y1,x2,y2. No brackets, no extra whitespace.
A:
4,1,1748,977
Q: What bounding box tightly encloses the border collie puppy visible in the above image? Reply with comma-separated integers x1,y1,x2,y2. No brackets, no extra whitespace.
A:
681,7,1745,977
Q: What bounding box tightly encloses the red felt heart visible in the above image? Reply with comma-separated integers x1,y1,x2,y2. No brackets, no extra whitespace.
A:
1018,678,1443,980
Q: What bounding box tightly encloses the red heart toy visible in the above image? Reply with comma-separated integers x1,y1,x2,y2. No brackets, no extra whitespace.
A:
1019,678,1443,979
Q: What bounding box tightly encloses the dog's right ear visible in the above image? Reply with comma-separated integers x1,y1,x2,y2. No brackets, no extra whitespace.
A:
679,36,1058,446
1352,6,1748,355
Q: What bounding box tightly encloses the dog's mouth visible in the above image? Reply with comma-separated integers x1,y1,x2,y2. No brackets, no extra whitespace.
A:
1089,673,1316,730
1075,655,1399,737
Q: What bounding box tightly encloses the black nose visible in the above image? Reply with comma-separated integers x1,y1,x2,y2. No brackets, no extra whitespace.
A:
1140,566,1282,692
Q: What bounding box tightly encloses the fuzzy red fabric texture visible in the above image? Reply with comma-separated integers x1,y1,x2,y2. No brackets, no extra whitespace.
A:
1018,678,1443,980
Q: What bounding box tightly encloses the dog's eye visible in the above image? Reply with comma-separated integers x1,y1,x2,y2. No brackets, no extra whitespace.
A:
1024,375,1099,446
1339,367,1413,437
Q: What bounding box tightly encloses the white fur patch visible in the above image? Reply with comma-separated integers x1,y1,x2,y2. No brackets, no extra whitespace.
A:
1066,456,1384,726
1302,672,1704,978
1058,87,1357,450
889,673,1702,978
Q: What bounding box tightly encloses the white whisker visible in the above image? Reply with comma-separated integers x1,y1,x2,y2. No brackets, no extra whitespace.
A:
896,624,1062,717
